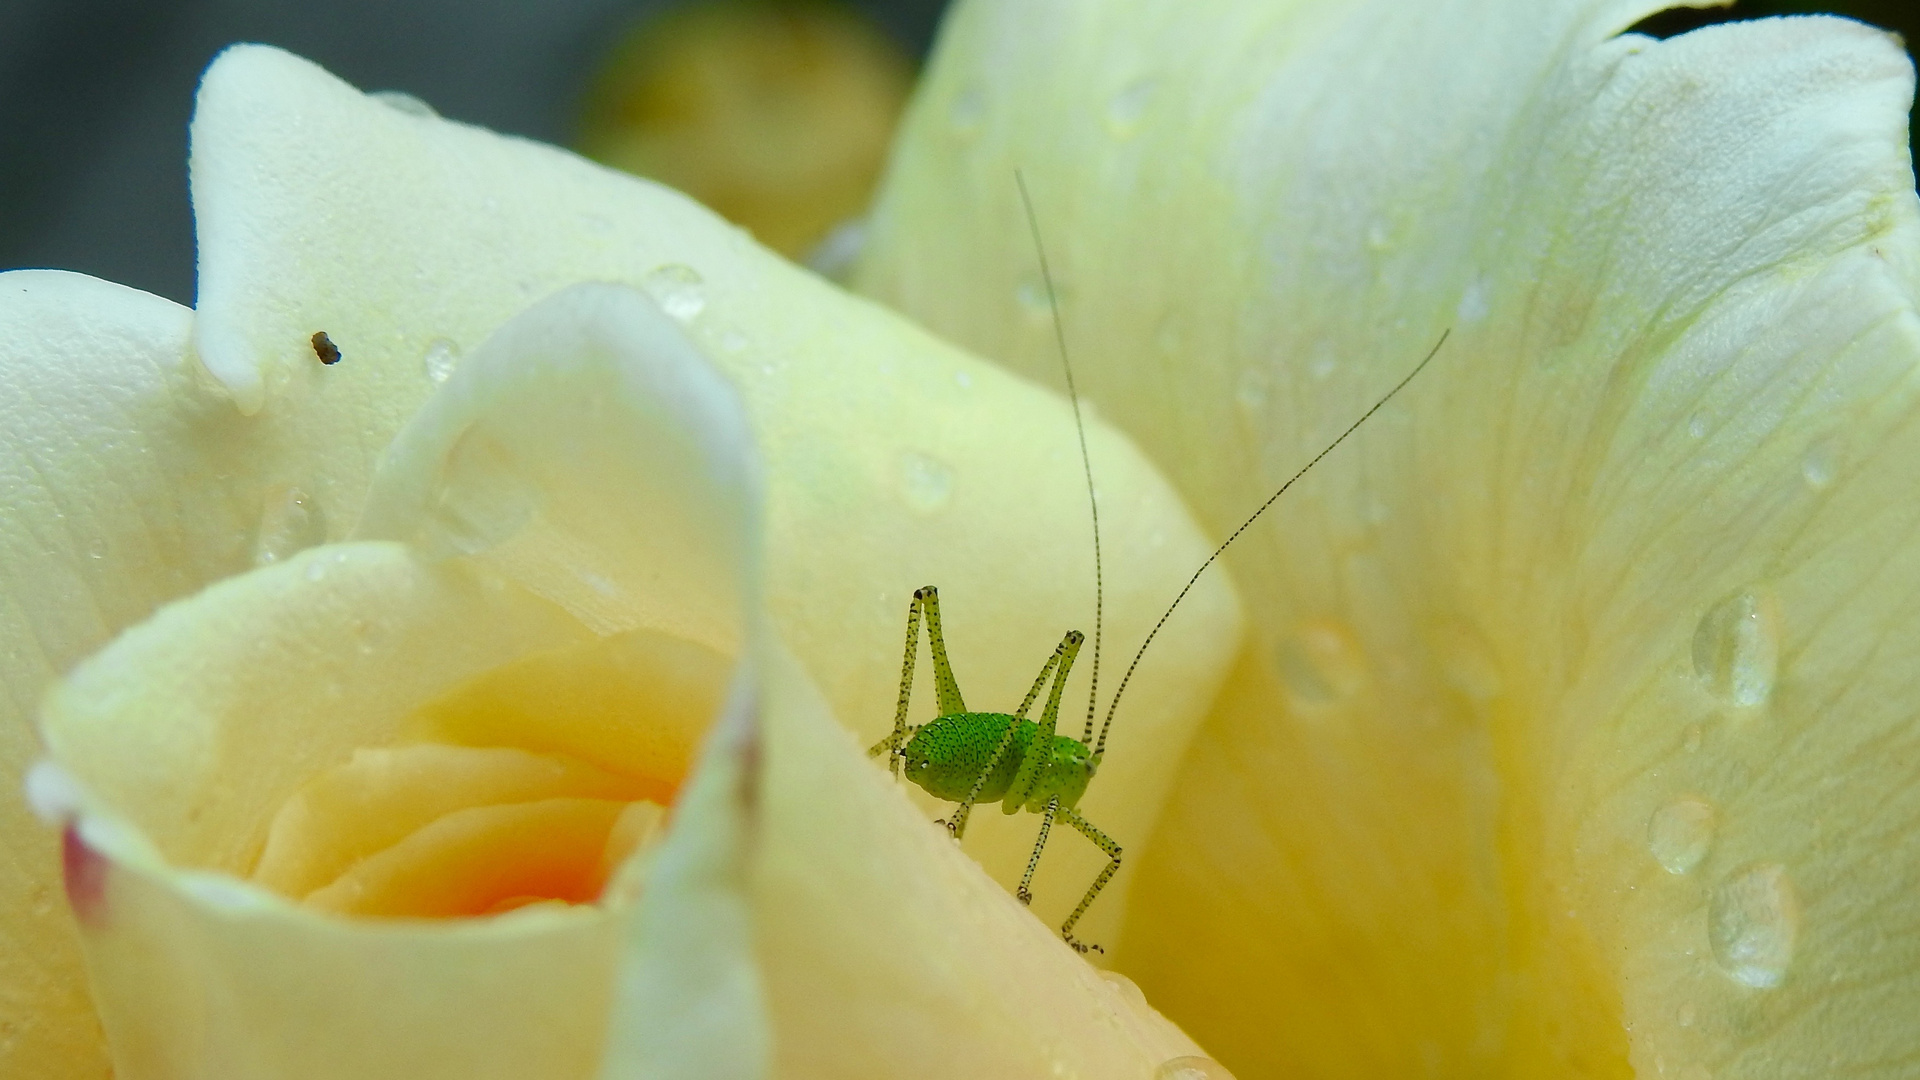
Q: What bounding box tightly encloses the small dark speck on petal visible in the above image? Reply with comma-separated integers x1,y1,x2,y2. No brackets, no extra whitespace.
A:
311,331,342,365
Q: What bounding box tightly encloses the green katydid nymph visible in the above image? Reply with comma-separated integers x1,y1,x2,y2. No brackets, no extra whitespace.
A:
870,173,1449,954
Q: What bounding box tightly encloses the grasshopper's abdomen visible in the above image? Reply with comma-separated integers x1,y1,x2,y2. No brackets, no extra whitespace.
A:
903,713,1097,812
902,713,1032,803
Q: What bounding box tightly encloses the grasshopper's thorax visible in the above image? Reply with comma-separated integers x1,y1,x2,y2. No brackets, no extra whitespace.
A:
901,714,1097,812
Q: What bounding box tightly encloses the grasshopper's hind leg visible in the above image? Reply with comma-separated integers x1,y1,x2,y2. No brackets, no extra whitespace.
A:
867,587,925,775
868,587,970,776
1058,807,1122,955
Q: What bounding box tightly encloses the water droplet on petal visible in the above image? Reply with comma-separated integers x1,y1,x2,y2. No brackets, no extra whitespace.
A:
1692,587,1780,708
254,485,327,566
85,538,107,560
1015,276,1051,316
900,452,953,514
949,86,985,135
1098,969,1148,1011
1647,797,1716,875
424,429,541,556
370,89,437,117
1800,438,1837,490
1234,367,1269,419
1455,277,1491,324
1104,77,1158,137
642,265,706,322
1708,862,1799,988
1275,622,1368,707
1437,621,1502,701
1155,1055,1237,1080
422,338,462,384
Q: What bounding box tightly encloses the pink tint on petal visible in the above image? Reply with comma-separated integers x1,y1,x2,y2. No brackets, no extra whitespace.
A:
62,823,108,927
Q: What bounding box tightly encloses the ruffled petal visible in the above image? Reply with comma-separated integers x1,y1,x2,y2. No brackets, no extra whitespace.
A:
0,271,267,1079
861,1,1920,1075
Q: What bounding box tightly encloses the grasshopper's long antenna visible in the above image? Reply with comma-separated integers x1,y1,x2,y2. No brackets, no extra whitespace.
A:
1093,327,1452,757
1016,170,1104,747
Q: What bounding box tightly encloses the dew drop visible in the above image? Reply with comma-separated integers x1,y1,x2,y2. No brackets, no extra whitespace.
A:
948,86,985,135
641,264,706,322
1647,797,1716,875
1437,621,1502,701
1099,969,1148,1011
1155,1055,1237,1080
369,89,437,117
1234,367,1269,418
424,429,541,556
421,338,461,384
1104,77,1158,137
253,485,327,566
1455,277,1490,324
1015,276,1050,315
1692,587,1780,708
1708,862,1799,988
1275,622,1367,707
1800,438,1837,490
85,538,107,560
900,452,953,514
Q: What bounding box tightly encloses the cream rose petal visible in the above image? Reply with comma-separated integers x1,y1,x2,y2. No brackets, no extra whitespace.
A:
186,43,1241,949
38,274,1214,1078
0,271,292,1079
859,0,1920,1076
34,279,766,1079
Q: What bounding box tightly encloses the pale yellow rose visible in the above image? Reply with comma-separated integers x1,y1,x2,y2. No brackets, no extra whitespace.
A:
3,0,1915,1078
2,38,1232,1080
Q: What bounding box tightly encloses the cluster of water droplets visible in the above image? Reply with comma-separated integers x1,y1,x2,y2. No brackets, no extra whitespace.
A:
1640,583,1799,993
421,338,461,385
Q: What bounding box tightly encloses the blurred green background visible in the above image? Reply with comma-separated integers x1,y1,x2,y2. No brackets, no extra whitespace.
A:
0,0,1913,305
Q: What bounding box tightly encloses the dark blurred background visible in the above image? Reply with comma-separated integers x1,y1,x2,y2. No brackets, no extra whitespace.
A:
0,0,1913,306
